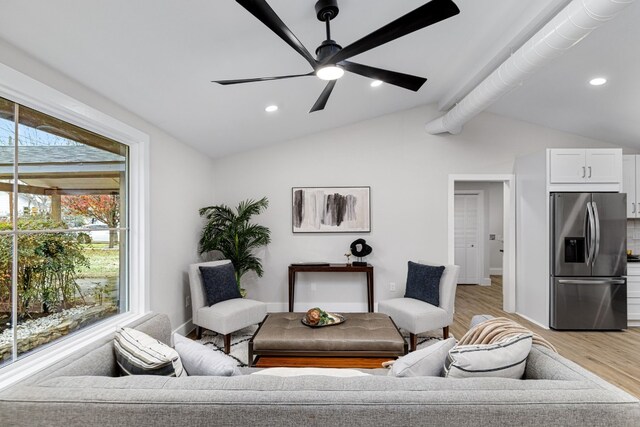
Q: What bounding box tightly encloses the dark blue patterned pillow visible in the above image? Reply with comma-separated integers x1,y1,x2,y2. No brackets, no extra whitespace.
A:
404,261,445,306
199,263,241,306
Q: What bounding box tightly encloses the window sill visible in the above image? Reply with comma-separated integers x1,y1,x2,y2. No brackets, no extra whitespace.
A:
0,310,149,391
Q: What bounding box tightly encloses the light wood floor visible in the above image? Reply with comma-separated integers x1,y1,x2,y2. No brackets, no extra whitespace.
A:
453,276,640,398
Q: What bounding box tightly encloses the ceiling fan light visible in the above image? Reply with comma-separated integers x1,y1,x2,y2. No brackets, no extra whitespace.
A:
316,65,344,81
370,80,383,87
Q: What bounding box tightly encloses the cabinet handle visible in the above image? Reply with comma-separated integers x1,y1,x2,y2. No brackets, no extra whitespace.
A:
582,166,586,178
588,166,592,178
634,203,636,214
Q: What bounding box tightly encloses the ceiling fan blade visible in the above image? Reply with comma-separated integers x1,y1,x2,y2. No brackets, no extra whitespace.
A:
327,0,460,64
237,0,317,68
339,61,427,91
213,72,314,85
309,80,337,113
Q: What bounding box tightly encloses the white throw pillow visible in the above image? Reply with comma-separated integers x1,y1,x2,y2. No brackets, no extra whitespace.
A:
251,368,370,377
445,333,532,379
173,333,240,376
388,338,457,377
114,327,186,377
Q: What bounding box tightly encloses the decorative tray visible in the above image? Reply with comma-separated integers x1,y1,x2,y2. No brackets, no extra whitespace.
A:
301,312,346,328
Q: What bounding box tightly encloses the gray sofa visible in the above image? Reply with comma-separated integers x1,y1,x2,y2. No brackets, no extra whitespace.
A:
1,313,638,426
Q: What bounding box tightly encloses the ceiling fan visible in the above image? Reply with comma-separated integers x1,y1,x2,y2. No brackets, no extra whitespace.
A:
213,0,460,113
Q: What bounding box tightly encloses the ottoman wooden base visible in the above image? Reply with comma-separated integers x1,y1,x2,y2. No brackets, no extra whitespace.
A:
248,312,407,367
254,356,394,369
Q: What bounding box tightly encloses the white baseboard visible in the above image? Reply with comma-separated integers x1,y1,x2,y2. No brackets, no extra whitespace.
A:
459,278,490,286
514,312,549,329
267,302,372,313
628,320,640,328
490,268,503,275
173,318,195,336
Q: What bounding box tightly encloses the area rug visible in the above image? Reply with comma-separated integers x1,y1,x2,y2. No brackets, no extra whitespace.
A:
196,326,453,367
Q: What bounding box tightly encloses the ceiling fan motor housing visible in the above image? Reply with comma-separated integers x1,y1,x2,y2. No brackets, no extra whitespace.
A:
315,0,339,21
315,39,342,62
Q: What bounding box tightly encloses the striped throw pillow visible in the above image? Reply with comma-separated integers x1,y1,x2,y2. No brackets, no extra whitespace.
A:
445,333,532,379
114,327,186,377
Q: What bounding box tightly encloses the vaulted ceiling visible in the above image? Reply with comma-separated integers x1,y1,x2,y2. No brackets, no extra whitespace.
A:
0,0,636,157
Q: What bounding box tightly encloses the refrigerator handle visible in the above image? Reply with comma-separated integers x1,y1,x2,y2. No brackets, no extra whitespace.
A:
558,279,626,285
586,202,596,266
592,201,601,263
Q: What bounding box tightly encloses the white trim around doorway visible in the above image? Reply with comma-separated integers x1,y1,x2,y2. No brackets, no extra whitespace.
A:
448,174,515,312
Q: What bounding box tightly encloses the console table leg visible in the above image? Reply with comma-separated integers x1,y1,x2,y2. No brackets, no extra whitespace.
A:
367,270,374,312
288,269,295,312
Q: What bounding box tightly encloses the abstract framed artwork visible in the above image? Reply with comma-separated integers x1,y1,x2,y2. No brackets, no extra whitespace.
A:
292,186,371,233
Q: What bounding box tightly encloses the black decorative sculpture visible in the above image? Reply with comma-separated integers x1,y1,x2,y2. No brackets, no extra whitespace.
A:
350,238,372,266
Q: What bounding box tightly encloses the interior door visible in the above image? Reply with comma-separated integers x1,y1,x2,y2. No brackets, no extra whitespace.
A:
455,193,481,284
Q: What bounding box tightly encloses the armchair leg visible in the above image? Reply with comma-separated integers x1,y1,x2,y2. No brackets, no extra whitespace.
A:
409,333,417,352
443,326,449,339
223,333,231,354
196,326,202,340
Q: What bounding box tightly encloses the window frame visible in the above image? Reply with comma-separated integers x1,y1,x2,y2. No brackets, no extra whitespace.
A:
0,62,149,389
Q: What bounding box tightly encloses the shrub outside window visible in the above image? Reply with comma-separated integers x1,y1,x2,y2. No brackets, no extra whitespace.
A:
0,96,129,366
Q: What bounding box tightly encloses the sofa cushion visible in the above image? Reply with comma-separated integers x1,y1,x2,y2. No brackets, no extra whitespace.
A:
114,327,186,377
445,333,532,379
199,262,241,306
173,333,240,376
404,261,444,306
389,338,456,377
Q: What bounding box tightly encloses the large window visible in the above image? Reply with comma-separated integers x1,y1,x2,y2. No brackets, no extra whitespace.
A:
0,96,129,367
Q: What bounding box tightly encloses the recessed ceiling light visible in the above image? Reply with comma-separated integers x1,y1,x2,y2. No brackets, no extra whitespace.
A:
589,77,607,86
370,80,383,87
265,105,278,112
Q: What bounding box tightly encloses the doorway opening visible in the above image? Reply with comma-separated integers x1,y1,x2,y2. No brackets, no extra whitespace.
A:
448,174,515,312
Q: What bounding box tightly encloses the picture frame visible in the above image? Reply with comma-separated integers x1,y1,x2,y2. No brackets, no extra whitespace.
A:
292,186,371,233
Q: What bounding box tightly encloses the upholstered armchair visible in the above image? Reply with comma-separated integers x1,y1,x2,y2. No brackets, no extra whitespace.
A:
378,263,460,352
188,260,267,354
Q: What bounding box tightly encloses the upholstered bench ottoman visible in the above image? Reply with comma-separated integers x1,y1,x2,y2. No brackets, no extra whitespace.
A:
248,312,407,366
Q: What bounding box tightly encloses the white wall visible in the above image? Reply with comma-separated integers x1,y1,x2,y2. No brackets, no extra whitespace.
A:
212,104,627,316
454,181,504,281
0,39,215,332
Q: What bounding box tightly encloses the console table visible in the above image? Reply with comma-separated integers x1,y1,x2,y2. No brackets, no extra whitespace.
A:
288,263,374,312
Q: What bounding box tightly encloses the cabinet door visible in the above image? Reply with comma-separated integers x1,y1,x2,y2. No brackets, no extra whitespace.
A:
635,156,640,219
549,149,586,183
626,275,640,321
586,149,621,183
622,155,636,218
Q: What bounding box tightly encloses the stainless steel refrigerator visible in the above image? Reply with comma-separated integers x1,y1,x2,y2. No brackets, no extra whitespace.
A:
550,192,627,330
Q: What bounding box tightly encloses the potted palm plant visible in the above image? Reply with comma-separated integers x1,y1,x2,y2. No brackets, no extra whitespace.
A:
198,197,271,297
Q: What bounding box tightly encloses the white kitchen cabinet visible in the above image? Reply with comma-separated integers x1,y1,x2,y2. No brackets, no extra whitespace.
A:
549,149,621,184
622,155,640,218
625,264,640,326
